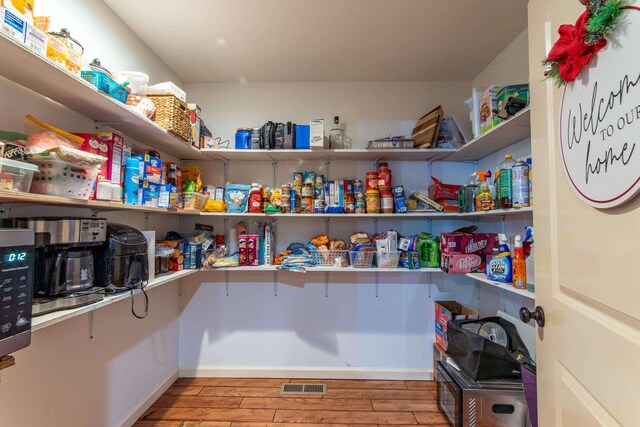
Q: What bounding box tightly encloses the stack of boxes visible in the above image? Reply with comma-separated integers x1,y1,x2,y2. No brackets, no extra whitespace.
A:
434,301,479,350
440,230,498,274
129,152,180,209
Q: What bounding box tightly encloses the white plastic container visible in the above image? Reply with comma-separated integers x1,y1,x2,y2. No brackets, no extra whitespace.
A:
28,157,100,200
114,71,150,95
0,158,39,192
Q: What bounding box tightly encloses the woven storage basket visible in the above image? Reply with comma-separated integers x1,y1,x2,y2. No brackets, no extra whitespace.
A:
147,93,190,142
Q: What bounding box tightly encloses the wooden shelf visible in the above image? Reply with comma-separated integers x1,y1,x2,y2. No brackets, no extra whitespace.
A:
201,148,456,162
0,33,205,160
204,266,443,273
31,269,199,332
466,272,534,300
445,108,531,162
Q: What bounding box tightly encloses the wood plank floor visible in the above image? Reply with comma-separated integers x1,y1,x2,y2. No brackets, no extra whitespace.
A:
135,378,449,426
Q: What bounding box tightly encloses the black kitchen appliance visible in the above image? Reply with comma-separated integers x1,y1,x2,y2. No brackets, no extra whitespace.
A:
0,229,34,357
434,344,529,427
94,223,149,289
10,217,107,316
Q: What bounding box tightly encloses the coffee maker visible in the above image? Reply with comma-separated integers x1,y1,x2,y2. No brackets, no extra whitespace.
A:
11,217,107,316
94,223,149,289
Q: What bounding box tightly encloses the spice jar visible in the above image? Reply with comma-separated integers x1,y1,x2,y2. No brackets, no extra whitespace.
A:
366,189,380,213
380,189,394,213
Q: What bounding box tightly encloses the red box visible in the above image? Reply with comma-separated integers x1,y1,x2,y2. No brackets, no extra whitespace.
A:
75,132,124,198
435,198,459,212
435,300,479,349
440,232,498,256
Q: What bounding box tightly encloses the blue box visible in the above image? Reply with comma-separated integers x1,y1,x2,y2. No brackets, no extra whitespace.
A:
132,153,163,184
295,125,310,149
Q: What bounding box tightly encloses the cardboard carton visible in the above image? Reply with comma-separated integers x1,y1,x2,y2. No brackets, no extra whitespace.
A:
435,300,479,349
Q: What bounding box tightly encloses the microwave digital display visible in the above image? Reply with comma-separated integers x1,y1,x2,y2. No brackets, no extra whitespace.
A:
4,252,28,263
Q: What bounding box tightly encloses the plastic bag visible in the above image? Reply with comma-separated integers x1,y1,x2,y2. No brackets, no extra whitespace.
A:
225,183,250,212
24,115,84,152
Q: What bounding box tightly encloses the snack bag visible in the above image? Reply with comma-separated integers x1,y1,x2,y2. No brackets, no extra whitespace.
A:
225,183,250,212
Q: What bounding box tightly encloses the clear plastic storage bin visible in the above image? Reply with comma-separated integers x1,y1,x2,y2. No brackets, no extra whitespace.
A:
376,251,401,268
349,251,376,268
312,250,349,267
28,157,100,200
0,158,39,192
182,192,209,210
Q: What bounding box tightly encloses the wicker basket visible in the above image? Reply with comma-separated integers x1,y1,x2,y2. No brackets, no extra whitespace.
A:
147,93,190,142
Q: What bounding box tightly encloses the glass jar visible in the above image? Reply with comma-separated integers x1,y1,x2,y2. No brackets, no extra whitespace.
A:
366,189,380,213
380,189,394,213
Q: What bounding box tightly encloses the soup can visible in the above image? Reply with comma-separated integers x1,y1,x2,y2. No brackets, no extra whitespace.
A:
293,172,303,186
301,183,315,197
353,179,363,194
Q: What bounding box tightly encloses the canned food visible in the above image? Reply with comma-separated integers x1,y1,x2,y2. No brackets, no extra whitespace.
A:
353,179,363,194
315,174,324,188
313,198,325,213
216,234,225,246
281,184,291,196
345,193,355,213
345,180,354,195
301,183,315,197
355,191,365,199
293,172,303,186
301,197,313,213
355,196,366,213
303,171,316,184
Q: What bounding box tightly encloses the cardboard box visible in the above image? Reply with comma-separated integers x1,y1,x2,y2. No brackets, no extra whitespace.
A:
139,181,159,207
435,300,479,349
157,184,171,209
132,153,162,184
23,22,45,56
0,7,25,43
161,240,184,271
75,133,123,199
440,232,498,256
441,252,484,274
435,198,459,212
0,0,34,17
183,241,202,269
187,104,201,149
310,119,324,149
480,84,504,134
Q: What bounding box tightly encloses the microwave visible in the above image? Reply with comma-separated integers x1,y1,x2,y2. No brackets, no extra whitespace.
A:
434,345,530,427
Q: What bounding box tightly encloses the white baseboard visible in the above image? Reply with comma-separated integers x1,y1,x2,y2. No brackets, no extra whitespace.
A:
122,370,179,427
179,366,433,381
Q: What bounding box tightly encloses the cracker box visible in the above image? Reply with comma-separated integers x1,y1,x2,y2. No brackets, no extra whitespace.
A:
479,84,504,134
187,104,201,149
0,6,25,43
435,198,459,213
435,300,479,349
161,240,184,271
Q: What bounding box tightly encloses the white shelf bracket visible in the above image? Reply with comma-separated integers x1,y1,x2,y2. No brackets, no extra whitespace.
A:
500,215,506,234
272,161,278,188
225,270,230,297
324,272,329,298
273,271,278,297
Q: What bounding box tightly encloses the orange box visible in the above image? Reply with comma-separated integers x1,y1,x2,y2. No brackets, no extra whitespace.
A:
435,198,459,212
434,300,479,349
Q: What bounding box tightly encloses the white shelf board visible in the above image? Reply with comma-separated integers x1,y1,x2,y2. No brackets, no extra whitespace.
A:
466,272,534,300
0,33,205,160
31,269,199,332
199,208,531,219
201,148,456,162
446,108,531,162
204,266,442,273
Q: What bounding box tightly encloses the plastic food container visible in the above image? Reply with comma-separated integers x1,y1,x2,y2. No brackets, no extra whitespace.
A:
28,157,100,200
114,71,150,95
312,250,349,267
349,251,376,268
183,192,209,210
377,251,401,268
0,158,39,192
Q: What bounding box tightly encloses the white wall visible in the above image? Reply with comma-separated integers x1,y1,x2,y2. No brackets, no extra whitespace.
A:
0,1,185,426
472,29,529,89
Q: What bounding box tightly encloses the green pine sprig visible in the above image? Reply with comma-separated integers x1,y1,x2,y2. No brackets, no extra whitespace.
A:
585,0,629,44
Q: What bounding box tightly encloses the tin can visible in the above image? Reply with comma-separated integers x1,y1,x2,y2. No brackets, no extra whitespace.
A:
293,172,303,186
345,194,355,213
282,195,291,213
313,199,325,213
281,184,291,196
315,174,324,188
301,183,315,198
355,195,366,213
216,234,225,246
303,171,316,184
353,179,363,194
301,197,313,213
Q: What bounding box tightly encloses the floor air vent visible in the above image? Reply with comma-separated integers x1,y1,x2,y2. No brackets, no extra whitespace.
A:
281,383,326,395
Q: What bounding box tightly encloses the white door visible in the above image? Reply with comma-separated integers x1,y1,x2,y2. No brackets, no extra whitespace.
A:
528,0,640,425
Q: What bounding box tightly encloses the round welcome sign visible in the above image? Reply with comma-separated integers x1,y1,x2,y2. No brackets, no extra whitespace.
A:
560,9,640,209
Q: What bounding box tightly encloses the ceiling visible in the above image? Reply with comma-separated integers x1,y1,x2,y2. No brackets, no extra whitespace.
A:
104,0,528,83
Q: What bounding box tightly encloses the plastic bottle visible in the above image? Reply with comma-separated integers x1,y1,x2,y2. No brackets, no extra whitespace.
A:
248,183,263,213
512,159,530,208
526,157,533,206
494,171,501,206
499,154,515,208
524,226,534,292
465,172,480,213
124,157,140,205
487,233,513,283
513,234,527,289
475,171,492,211
457,185,467,213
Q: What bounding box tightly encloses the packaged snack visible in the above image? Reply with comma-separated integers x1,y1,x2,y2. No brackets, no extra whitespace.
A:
238,235,248,266
24,114,84,151
247,235,259,266
225,183,250,212
429,177,462,200
180,165,202,191
161,240,184,271
410,191,444,211
399,251,420,269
